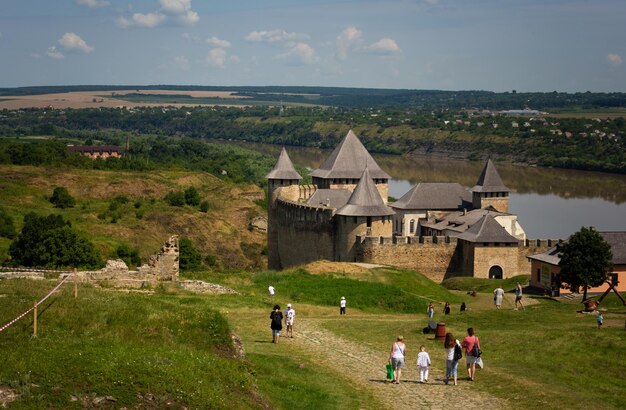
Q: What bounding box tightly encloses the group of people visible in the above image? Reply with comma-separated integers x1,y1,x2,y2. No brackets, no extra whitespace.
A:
268,286,348,342
493,283,525,310
269,303,296,343
388,328,482,385
427,301,466,318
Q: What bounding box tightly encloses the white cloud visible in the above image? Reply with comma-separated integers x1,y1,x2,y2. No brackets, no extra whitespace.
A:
159,0,190,14
76,0,110,8
336,26,362,60
59,32,94,53
132,12,166,28
607,53,623,66
46,46,64,59
115,16,131,28
361,38,401,55
245,29,308,43
277,42,319,65
206,36,231,48
177,10,199,25
206,48,227,68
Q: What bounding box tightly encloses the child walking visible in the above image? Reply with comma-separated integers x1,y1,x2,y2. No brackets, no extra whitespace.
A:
597,313,603,329
417,345,431,383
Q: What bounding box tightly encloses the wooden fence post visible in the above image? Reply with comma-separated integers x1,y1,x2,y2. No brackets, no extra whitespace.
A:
33,302,37,337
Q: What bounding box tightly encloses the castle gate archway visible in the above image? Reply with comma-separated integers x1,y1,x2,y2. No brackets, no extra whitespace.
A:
489,265,503,279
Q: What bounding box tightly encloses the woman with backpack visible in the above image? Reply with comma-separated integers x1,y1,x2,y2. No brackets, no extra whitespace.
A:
461,327,481,381
444,332,462,385
270,304,283,343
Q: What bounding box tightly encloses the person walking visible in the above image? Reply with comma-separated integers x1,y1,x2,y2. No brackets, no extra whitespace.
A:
460,302,466,312
340,296,347,315
493,285,504,309
284,303,295,338
417,345,431,383
427,302,435,320
597,312,603,329
268,285,275,297
444,302,451,315
388,335,406,384
444,332,462,385
270,305,283,343
461,328,480,381
515,283,525,310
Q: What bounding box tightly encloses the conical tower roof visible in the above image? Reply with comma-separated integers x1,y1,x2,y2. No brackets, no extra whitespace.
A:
336,168,395,217
457,215,518,243
266,147,302,180
471,159,510,193
311,130,390,180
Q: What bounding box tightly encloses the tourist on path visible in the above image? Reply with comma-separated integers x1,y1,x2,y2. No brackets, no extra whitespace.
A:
388,335,406,384
340,296,347,315
460,302,466,312
268,285,275,297
427,302,435,319
270,304,283,343
597,313,603,329
284,303,295,338
417,345,431,383
515,283,525,310
493,285,505,309
444,302,451,315
461,328,480,381
444,332,462,386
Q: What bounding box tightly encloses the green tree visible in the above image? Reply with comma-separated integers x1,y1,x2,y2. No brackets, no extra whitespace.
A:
558,227,613,301
164,191,185,206
116,244,142,268
9,213,102,269
179,237,202,271
0,208,16,239
49,187,76,209
184,187,201,206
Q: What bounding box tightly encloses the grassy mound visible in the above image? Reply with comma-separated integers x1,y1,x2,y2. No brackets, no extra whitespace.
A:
442,275,530,293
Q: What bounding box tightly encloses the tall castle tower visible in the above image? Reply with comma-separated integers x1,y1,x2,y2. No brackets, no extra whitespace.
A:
311,130,390,203
335,168,395,262
471,159,510,213
266,147,302,270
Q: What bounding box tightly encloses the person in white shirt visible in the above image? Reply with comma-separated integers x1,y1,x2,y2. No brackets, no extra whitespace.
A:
493,286,504,309
340,296,346,315
284,303,296,338
268,285,275,297
417,345,432,383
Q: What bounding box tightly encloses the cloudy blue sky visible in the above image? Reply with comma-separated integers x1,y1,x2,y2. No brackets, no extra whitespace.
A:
1,0,625,91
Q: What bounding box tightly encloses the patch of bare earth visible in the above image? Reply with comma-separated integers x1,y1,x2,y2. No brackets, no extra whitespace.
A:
292,318,507,410
303,260,371,275
0,387,19,407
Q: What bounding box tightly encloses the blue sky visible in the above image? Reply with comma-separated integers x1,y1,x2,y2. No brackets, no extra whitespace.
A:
0,0,625,91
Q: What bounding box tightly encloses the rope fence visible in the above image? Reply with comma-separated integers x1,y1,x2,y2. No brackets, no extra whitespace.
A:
0,269,76,335
0,266,73,274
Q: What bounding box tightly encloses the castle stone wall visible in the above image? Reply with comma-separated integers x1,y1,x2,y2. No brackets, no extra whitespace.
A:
472,244,519,279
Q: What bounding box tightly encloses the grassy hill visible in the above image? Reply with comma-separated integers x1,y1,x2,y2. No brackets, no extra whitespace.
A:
0,164,267,270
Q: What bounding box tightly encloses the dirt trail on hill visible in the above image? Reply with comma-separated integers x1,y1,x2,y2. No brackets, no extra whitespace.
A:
292,318,507,410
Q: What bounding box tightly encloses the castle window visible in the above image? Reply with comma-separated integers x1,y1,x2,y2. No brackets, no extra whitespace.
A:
366,217,372,228
354,216,357,224
409,219,415,234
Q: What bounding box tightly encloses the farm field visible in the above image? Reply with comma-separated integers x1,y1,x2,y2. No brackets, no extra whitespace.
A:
1,265,625,409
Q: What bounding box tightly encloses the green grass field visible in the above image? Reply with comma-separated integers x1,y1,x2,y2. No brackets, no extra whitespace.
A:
2,265,625,409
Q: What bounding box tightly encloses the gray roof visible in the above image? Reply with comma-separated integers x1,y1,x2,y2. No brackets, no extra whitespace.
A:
471,159,510,193
336,168,395,217
528,231,626,266
306,189,351,209
527,246,561,265
457,215,519,243
311,130,391,180
391,182,471,210
421,206,508,233
601,232,626,265
266,147,302,180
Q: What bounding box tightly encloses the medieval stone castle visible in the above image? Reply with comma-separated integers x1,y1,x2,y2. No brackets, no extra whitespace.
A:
267,130,558,282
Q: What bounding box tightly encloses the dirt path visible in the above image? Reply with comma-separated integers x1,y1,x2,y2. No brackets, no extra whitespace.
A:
291,317,507,410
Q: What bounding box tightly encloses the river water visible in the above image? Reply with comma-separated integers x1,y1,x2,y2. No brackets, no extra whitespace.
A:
231,142,626,239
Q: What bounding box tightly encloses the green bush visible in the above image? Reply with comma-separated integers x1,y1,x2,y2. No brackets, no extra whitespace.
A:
179,238,202,271
204,254,217,267
164,191,185,207
135,209,145,219
116,244,142,268
199,201,210,213
49,186,75,209
184,187,200,206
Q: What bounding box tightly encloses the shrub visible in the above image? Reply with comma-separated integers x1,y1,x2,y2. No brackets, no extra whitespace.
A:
179,238,202,271
184,187,201,206
164,191,185,207
116,244,141,268
204,254,217,267
49,187,75,209
133,200,142,209
135,209,145,219
199,201,210,213
0,208,16,239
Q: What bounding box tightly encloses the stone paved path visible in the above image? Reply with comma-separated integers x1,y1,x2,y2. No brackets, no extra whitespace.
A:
291,318,507,410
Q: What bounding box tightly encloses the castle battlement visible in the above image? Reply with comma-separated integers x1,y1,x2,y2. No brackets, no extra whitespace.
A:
357,235,459,246
521,239,562,247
